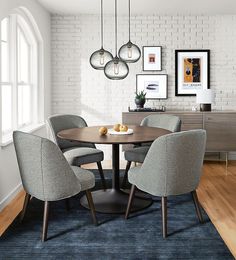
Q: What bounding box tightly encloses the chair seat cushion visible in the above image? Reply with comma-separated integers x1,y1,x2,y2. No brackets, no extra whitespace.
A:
63,147,104,165
128,166,152,195
71,166,95,191
128,166,142,186
124,146,150,163
134,142,152,148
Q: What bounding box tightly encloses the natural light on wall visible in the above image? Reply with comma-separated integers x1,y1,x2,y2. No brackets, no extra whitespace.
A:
0,9,42,145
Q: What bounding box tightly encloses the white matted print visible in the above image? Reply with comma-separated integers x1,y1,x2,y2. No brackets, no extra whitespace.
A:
143,46,162,71
175,50,210,96
136,74,168,99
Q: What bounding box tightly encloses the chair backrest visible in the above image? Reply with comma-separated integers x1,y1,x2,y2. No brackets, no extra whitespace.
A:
141,114,181,132
47,114,94,150
13,131,82,201
137,130,206,197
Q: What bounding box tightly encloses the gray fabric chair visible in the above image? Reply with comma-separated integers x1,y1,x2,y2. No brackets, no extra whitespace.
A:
13,131,97,242
47,114,106,190
125,130,206,238
122,114,181,188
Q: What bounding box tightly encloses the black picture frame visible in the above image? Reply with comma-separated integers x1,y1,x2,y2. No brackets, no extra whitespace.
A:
175,49,210,96
142,46,162,71
136,74,168,100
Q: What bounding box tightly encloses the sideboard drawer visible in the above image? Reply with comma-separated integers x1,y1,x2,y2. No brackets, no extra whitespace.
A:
180,114,203,130
181,124,203,131
123,112,162,125
163,113,203,130
180,114,203,124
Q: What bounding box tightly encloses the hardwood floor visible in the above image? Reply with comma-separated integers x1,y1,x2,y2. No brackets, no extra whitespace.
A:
0,190,25,236
197,161,236,258
0,161,236,258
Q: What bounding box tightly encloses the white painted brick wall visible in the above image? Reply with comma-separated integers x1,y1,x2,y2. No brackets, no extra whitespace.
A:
51,14,236,159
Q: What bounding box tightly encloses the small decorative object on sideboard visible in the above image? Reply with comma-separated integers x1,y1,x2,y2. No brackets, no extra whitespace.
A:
196,89,214,111
128,106,166,112
135,90,146,108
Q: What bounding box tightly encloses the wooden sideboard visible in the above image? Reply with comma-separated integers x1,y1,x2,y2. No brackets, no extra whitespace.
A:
122,111,236,153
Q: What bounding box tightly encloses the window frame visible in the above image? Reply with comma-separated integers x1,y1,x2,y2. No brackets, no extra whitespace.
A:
1,17,10,84
17,22,33,129
1,17,13,136
0,9,44,146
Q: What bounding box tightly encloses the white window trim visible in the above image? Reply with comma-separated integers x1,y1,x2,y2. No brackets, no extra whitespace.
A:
1,122,45,146
0,8,44,146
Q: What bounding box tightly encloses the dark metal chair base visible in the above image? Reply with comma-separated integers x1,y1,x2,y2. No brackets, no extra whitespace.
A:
80,189,152,214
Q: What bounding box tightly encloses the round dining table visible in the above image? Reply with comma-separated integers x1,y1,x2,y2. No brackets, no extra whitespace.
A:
57,125,171,214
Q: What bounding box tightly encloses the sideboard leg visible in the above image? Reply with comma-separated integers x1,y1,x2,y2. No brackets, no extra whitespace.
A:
225,152,229,170
226,152,228,169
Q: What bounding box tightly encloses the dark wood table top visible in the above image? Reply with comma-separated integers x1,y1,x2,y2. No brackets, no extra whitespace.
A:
57,125,171,144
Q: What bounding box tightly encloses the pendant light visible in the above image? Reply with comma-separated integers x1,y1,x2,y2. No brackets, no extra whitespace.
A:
90,0,113,70
104,0,129,80
118,0,141,63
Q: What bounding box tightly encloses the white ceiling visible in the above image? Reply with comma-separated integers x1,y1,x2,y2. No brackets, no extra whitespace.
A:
37,0,236,15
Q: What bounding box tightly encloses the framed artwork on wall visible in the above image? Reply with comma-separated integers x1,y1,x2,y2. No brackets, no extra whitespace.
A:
136,74,168,99
142,46,162,71
175,49,210,96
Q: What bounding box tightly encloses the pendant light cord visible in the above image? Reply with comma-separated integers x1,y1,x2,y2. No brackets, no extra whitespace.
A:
115,0,118,55
129,0,131,41
101,0,103,48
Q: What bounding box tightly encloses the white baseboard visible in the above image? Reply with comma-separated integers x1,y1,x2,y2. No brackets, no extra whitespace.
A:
0,183,23,212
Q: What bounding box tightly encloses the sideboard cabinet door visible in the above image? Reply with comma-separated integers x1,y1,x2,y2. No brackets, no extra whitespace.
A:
204,113,236,151
122,112,161,125
165,113,203,131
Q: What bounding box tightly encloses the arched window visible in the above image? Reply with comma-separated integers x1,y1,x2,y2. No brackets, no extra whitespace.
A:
0,9,43,144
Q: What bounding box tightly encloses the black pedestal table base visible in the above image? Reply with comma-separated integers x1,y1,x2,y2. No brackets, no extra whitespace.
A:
80,189,152,214
80,143,152,214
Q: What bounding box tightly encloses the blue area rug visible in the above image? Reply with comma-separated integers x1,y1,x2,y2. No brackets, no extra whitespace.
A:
0,170,233,259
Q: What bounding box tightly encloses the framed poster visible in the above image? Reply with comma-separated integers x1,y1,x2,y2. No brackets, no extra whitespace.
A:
175,50,210,96
143,46,162,71
136,74,168,99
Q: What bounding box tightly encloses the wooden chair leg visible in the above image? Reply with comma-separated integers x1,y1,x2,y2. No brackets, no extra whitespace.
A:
85,190,98,225
191,190,204,224
97,162,107,190
65,198,70,211
125,184,136,219
121,161,131,189
42,201,49,242
161,196,167,239
19,193,31,223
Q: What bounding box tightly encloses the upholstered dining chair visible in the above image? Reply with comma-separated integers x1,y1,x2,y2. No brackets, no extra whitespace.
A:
13,131,97,242
125,130,206,238
47,114,106,190
122,114,181,188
